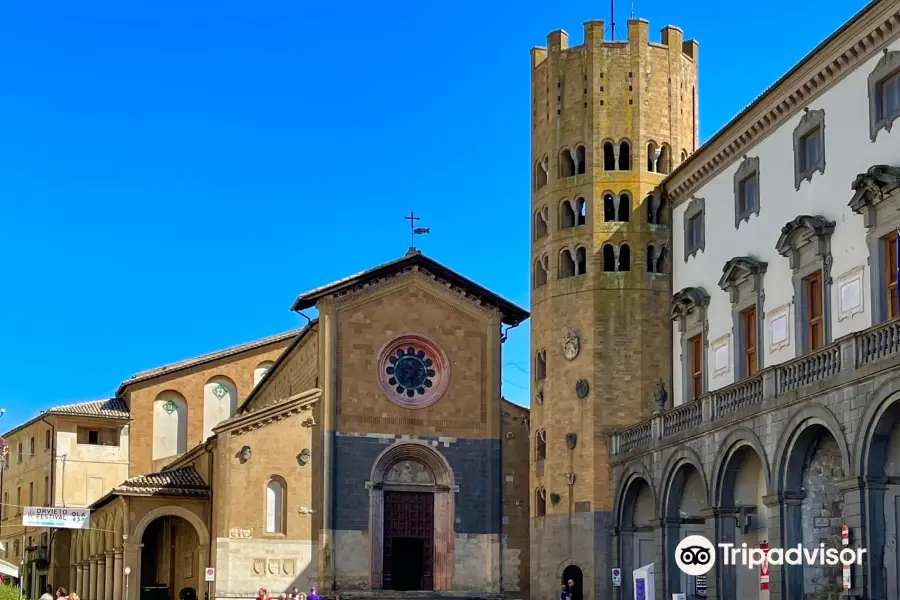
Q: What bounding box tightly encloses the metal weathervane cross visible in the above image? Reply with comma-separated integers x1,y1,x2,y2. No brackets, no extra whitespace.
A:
405,211,430,250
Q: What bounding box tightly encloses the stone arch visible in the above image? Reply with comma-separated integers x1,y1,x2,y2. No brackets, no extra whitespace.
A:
772,403,851,599
614,461,658,521
772,403,850,493
851,381,900,599
710,427,771,503
853,376,900,474
560,563,584,600
254,361,274,387
368,441,455,591
659,445,709,510
128,506,210,600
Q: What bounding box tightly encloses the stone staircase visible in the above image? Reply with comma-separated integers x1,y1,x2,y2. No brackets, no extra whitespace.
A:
333,592,504,600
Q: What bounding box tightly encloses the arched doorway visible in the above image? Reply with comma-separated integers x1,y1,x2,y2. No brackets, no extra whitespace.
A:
777,415,849,600
618,475,657,600
663,462,708,598
127,507,210,600
561,565,583,600
860,392,900,599
369,442,455,592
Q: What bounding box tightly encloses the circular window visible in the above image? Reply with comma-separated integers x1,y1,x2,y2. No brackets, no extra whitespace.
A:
376,334,450,409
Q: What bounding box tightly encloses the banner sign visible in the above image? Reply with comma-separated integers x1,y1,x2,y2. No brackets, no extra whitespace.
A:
23,507,90,529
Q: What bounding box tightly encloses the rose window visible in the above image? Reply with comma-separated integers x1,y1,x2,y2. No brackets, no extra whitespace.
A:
377,334,450,409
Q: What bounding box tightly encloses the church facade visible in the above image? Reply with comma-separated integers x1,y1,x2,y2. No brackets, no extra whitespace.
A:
35,250,531,600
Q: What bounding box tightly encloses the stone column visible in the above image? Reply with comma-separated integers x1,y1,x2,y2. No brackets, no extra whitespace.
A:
79,562,88,597
74,563,82,596
781,491,806,600
712,507,738,600
861,477,887,600
89,557,99,600
660,517,682,597
123,542,139,600
104,551,114,600
113,550,123,600
70,566,77,593
97,555,106,600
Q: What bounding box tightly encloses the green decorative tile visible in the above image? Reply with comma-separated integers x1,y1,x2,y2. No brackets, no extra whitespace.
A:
213,384,228,399
163,400,177,415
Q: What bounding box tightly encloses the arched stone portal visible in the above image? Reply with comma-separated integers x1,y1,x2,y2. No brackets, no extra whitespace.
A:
617,474,657,600
125,506,210,600
368,442,455,591
662,460,708,598
560,564,583,600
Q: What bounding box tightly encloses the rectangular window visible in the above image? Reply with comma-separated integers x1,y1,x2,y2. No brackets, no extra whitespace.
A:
77,427,119,446
689,334,703,399
688,215,702,249
88,430,99,445
878,70,900,121
742,306,758,377
16,488,21,515
799,127,822,173
738,175,758,215
805,271,824,351
29,437,35,457
45,430,51,450
28,482,33,506
17,443,22,463
44,476,50,506
885,232,899,319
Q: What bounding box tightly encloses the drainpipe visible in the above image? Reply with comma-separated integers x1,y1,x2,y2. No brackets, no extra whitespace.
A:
498,319,521,597
39,417,56,582
206,441,214,600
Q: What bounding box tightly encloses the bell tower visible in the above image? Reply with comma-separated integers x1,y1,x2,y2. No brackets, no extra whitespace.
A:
528,19,698,600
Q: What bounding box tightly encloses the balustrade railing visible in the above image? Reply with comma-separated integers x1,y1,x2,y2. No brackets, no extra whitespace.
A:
610,317,900,456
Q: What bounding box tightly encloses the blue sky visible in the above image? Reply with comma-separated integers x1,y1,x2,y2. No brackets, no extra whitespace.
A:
0,0,860,428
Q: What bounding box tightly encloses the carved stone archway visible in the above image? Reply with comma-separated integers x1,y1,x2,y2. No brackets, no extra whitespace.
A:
368,441,456,591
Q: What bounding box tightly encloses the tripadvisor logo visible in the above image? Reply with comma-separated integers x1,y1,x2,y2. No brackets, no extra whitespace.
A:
674,535,867,576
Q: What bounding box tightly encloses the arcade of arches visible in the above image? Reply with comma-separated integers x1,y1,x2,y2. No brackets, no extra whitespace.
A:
612,385,900,600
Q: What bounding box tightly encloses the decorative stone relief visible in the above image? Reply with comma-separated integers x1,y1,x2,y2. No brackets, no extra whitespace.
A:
267,560,278,575
385,460,435,484
550,493,561,504
252,559,265,576
505,431,515,439
535,390,543,405
229,527,252,539
302,416,315,427
562,332,580,360
298,507,316,515
282,559,295,576
575,379,589,398
566,473,576,485
298,449,311,465
376,334,451,409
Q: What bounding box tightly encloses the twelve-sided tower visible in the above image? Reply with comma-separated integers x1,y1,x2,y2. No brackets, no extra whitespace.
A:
529,19,698,600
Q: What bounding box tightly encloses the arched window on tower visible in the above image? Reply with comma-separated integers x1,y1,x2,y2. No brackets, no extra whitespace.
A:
603,193,616,222
535,429,546,460
655,196,666,226
647,141,658,172
534,159,548,190
602,244,616,272
535,488,547,517
603,142,615,171
575,247,587,275
681,149,688,163
533,256,548,289
534,207,549,239
575,197,587,226
559,249,576,279
560,200,576,229
617,193,631,222
618,140,631,170
535,349,547,381
576,145,586,174
560,149,575,178
618,244,631,271
658,144,671,175
645,195,656,225
647,245,656,272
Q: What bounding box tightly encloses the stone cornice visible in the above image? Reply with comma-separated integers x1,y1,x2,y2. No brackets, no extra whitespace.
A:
215,388,321,436
665,0,900,207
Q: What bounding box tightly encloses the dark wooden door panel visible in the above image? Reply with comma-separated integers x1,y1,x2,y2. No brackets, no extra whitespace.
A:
382,491,435,590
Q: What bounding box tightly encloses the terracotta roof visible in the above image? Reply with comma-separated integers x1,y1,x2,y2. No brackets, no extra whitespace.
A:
116,329,299,394
47,398,130,420
290,250,529,326
112,466,208,497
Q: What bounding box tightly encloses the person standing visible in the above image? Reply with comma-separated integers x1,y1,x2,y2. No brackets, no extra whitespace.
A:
307,587,320,600
39,585,54,600
55,587,68,600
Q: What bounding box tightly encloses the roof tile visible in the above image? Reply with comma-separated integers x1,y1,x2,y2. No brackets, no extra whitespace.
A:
47,398,130,420
113,466,208,497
